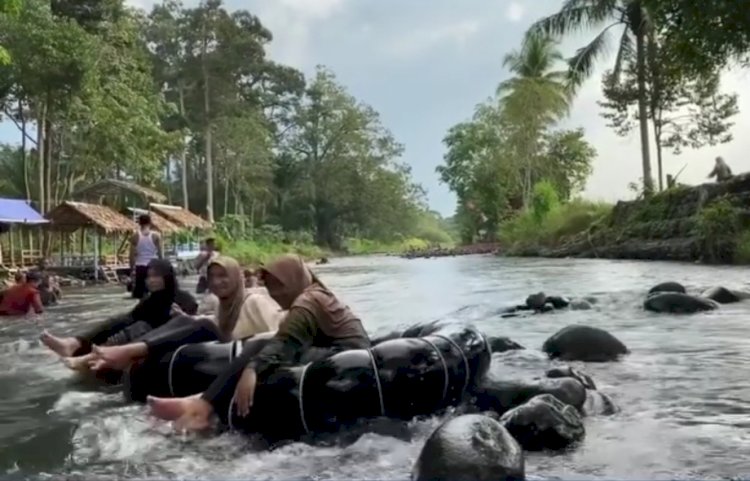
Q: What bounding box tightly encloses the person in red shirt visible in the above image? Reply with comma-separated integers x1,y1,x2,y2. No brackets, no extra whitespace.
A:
0,271,44,316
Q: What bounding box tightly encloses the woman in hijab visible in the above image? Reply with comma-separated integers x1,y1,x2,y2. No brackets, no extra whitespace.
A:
147,254,371,431
40,259,198,370
86,256,284,371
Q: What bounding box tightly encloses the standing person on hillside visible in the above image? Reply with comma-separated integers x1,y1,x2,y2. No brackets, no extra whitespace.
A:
194,237,219,294
130,214,163,299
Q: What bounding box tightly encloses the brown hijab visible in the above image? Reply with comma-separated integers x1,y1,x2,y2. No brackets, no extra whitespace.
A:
209,256,248,338
261,254,361,337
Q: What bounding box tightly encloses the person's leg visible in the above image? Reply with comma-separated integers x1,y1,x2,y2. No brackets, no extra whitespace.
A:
132,265,148,299
41,312,136,357
90,317,221,371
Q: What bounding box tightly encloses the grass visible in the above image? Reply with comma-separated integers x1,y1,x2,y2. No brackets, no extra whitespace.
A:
221,239,326,266
343,237,453,255
499,199,613,251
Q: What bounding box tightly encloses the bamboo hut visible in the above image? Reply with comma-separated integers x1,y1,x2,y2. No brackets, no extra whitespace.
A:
45,201,136,280
0,198,49,273
149,203,213,231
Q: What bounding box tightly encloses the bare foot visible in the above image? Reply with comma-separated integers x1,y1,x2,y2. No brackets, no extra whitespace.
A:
148,394,203,421
40,330,80,358
89,344,144,371
63,354,94,372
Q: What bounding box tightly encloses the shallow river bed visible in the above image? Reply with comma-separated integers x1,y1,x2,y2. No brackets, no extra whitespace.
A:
2,255,750,480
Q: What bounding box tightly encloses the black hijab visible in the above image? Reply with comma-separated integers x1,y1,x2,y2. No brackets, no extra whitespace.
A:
131,259,179,324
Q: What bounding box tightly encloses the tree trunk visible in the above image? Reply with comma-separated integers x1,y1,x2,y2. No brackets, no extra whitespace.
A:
178,84,189,210
653,121,664,192
37,103,46,213
635,28,654,196
19,100,30,202
45,120,53,211
201,20,214,223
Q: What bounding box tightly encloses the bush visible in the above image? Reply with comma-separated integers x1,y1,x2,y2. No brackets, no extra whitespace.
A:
531,180,560,223
695,198,742,263
500,199,612,249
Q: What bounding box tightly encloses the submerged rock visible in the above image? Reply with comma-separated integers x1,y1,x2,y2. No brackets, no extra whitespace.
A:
542,325,629,362
583,390,619,416
525,292,547,310
546,366,596,390
569,299,593,310
412,414,525,481
487,337,525,353
471,377,586,415
644,292,718,314
648,281,687,295
701,286,750,304
544,295,570,309
500,394,585,451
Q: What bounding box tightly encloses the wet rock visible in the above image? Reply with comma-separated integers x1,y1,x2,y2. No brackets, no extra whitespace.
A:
582,390,619,416
543,325,629,362
500,394,585,451
644,292,719,314
488,337,525,353
546,366,596,390
525,292,547,310
702,286,742,304
569,299,593,310
648,281,687,295
545,295,570,309
412,414,525,481
471,377,586,415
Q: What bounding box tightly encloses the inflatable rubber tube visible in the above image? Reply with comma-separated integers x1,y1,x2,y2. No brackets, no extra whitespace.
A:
125,323,492,443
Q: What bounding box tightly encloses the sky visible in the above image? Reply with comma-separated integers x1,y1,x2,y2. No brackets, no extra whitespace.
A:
2,0,749,217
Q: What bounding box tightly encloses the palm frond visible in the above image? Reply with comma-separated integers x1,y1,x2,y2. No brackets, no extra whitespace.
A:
611,23,634,83
567,21,621,89
527,0,618,39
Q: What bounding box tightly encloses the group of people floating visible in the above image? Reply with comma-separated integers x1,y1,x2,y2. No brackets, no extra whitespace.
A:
40,249,370,431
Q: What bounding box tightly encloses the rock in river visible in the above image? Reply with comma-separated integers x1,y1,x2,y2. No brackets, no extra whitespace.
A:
648,281,686,295
542,325,629,362
487,336,525,353
500,394,585,451
412,414,525,481
471,377,586,415
701,286,750,304
644,292,719,314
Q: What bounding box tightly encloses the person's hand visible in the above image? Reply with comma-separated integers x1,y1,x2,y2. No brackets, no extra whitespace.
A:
170,303,185,318
234,368,257,417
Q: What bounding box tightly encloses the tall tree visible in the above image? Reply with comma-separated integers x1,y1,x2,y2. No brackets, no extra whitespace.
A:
528,0,656,196
497,33,570,208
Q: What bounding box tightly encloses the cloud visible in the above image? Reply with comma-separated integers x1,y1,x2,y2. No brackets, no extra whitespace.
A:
505,2,525,23
381,19,483,59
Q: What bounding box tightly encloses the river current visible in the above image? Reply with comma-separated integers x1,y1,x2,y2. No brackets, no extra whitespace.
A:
1,255,750,480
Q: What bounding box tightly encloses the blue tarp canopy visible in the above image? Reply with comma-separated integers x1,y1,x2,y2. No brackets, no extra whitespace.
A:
0,198,48,224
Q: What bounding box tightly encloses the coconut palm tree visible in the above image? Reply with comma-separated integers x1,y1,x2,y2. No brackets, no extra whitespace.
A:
527,0,655,196
497,33,571,207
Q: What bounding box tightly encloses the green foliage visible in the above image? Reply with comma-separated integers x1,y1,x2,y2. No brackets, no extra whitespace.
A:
733,230,750,265
344,237,433,256
530,180,559,223
695,198,742,263
500,198,612,249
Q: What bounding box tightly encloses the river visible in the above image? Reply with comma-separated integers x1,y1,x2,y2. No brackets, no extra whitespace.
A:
1,255,750,480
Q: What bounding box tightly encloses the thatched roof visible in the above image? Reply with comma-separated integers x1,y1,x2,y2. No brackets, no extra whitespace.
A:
46,201,137,234
127,207,182,234
150,203,212,230
72,179,167,203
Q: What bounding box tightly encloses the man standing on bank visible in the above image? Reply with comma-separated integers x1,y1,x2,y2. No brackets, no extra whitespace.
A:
130,214,163,299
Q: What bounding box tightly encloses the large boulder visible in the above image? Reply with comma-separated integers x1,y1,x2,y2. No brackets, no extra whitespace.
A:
412,414,525,481
644,292,719,314
500,394,585,451
525,292,547,310
471,377,586,415
542,325,629,362
648,281,686,295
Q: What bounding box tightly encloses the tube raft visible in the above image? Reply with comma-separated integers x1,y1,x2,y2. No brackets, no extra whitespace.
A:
125,322,492,443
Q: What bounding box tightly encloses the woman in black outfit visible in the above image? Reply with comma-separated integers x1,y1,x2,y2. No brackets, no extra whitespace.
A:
40,259,198,371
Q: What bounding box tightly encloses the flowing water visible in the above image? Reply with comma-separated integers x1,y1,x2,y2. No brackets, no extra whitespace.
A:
2,255,750,480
